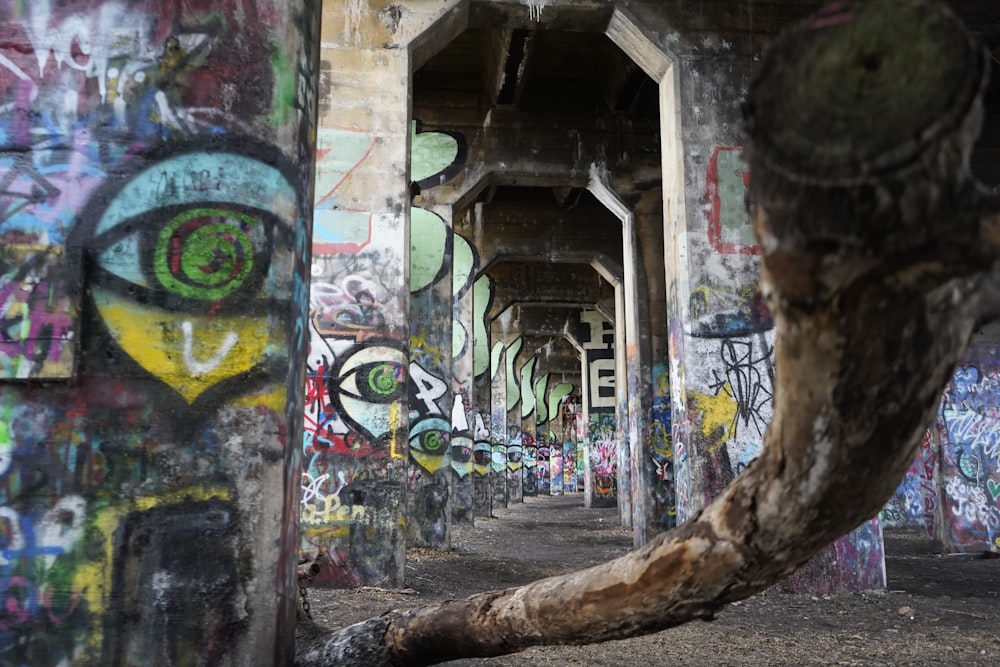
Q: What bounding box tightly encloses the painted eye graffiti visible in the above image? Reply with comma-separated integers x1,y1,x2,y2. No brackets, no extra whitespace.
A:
409,417,451,474
336,353,406,405
76,144,300,405
330,343,407,444
409,418,450,455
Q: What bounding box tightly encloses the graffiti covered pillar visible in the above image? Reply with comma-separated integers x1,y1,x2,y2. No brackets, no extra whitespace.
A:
520,355,539,498
0,1,318,664
559,394,583,493
450,231,478,523
532,371,551,497
407,197,456,548
579,309,618,508
935,325,1000,553
489,337,508,509
472,273,495,516
305,0,467,585
504,335,525,503
650,17,886,591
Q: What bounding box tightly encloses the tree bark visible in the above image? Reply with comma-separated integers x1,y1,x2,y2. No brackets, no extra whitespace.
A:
297,2,1000,665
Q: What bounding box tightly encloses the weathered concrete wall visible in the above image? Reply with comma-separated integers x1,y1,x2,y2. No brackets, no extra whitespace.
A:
665,35,886,592
471,271,495,516
0,0,318,663
490,336,508,509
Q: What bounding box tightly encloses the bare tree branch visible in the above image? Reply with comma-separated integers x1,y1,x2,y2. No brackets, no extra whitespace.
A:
296,2,1000,665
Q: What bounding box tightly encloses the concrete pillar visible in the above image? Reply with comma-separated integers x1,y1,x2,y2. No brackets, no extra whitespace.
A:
533,371,554,496
451,232,478,524
407,202,455,549
472,273,495,516
489,338,508,509
0,1,318,663
635,189,677,536
504,336,525,503
519,354,538,498
305,0,468,586
607,2,887,592
579,309,618,509
930,323,1000,554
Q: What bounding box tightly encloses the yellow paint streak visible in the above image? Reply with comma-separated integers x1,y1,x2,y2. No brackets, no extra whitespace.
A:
95,293,268,403
231,385,287,413
690,388,738,451
389,401,405,459
73,487,231,660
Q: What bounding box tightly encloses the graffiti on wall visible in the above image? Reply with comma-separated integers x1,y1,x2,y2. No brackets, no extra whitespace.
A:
506,424,524,503
0,1,314,661
536,436,550,495
649,363,676,530
522,432,538,496
303,116,405,583
580,310,615,409
936,347,1000,552
589,413,618,506
578,310,617,506
303,121,466,564
550,442,564,496
706,147,757,255
450,234,477,523
490,340,507,507
689,303,775,502
0,246,78,378
472,411,492,515
562,438,578,492
883,430,939,537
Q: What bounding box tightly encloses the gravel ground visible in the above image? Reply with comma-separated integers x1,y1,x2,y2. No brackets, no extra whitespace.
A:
302,494,1000,666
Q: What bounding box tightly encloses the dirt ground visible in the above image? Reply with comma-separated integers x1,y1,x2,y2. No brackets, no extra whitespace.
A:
303,494,1000,666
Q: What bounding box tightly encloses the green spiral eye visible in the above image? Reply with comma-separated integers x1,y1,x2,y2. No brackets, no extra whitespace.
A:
367,363,401,397
409,417,450,457
419,428,446,453
154,208,256,301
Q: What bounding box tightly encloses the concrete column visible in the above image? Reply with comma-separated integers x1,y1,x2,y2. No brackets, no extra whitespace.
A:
305,0,468,586
931,323,1000,554
472,273,495,516
635,189,677,536
0,1,318,663
608,2,887,592
504,336,525,503
451,232,478,524
522,408,539,498
406,202,455,549
519,354,538,498
579,309,618,509
306,1,412,588
489,338,508,509
533,371,553,496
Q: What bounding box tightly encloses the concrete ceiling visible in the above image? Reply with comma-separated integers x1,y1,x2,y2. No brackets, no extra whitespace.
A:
412,0,1000,373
